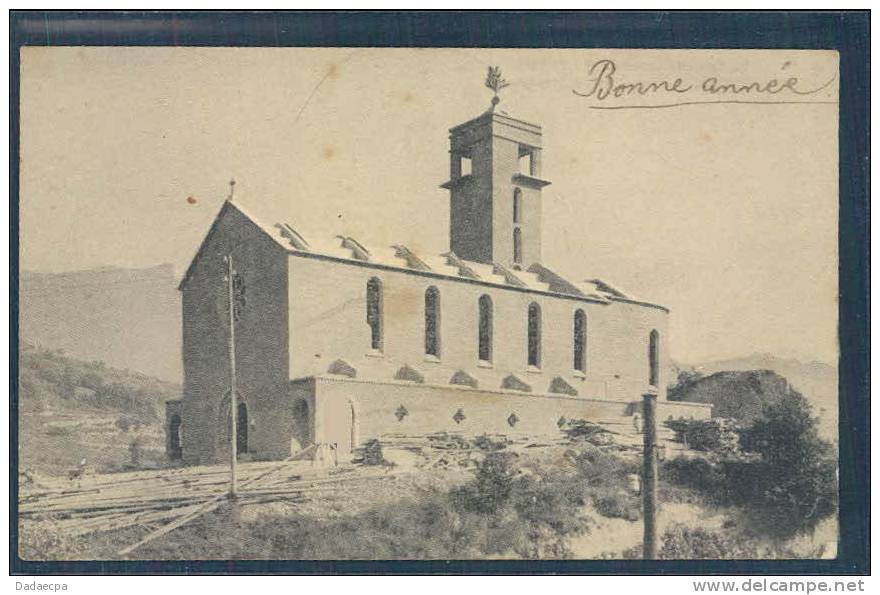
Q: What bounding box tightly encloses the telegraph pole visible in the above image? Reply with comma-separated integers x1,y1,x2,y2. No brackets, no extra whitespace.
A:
226,253,238,499
642,388,659,559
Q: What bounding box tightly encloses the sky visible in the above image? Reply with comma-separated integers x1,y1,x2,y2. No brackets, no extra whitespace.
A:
19,47,839,365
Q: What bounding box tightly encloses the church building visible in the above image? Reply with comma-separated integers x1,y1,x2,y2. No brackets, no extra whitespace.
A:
167,88,711,465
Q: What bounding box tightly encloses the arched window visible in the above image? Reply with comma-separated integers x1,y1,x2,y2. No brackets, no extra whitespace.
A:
528,302,542,368
236,402,248,454
574,309,587,373
649,330,660,387
513,227,523,264
366,277,383,351
478,294,493,362
513,188,523,223
424,286,441,357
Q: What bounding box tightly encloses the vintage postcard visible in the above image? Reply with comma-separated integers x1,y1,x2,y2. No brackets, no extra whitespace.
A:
16,46,842,562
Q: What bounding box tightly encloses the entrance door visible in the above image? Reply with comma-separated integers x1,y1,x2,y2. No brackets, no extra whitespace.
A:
168,414,182,459
324,398,357,455
291,399,311,453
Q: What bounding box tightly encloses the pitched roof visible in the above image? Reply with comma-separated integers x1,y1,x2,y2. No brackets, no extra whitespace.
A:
178,200,292,291
179,200,667,311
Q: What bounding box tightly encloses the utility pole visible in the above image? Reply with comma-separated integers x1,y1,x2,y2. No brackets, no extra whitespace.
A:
225,254,238,500
642,388,659,560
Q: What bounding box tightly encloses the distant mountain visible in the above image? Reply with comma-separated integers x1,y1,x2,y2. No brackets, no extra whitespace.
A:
19,264,182,381
673,353,837,440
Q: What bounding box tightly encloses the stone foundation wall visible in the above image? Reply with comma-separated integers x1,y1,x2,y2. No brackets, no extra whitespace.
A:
309,375,712,459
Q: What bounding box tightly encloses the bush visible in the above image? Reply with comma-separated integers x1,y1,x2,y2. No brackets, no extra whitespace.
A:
19,520,87,560
447,451,593,557
658,524,760,559
621,524,762,560
128,438,143,468
575,444,638,487
135,448,597,560
44,424,73,437
593,491,640,521
570,444,641,521
357,439,387,466
737,391,838,536
668,367,704,396
453,451,518,514
665,418,741,455
662,457,727,503
472,434,508,451
662,391,838,538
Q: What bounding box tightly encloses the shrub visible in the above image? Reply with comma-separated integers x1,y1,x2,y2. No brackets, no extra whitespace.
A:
569,444,642,521
453,451,518,514
737,391,838,536
136,447,595,560
575,444,638,487
665,418,741,455
593,491,640,521
357,439,387,466
666,368,702,403
658,524,760,559
19,520,87,560
128,438,143,468
44,424,72,437
472,434,508,451
662,391,838,538
662,457,727,503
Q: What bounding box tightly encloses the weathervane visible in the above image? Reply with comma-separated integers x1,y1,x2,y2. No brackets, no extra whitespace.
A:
227,178,236,201
485,66,510,110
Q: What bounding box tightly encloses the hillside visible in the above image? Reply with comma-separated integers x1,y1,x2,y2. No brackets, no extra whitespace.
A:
19,264,182,381
679,353,837,440
668,369,795,422
18,343,180,476
668,368,835,441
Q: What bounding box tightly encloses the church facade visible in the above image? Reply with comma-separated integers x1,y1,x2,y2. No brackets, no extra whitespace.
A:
169,102,711,465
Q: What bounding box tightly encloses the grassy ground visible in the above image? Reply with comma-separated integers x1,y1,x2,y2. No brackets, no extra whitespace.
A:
20,440,636,560
16,440,706,560
18,433,837,561
19,406,168,478
18,343,177,478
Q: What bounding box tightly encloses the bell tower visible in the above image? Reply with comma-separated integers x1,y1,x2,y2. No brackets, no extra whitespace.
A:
441,68,551,268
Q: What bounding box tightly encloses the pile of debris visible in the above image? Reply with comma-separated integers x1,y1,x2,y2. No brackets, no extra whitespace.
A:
18,455,397,555
559,419,616,446
358,432,569,471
